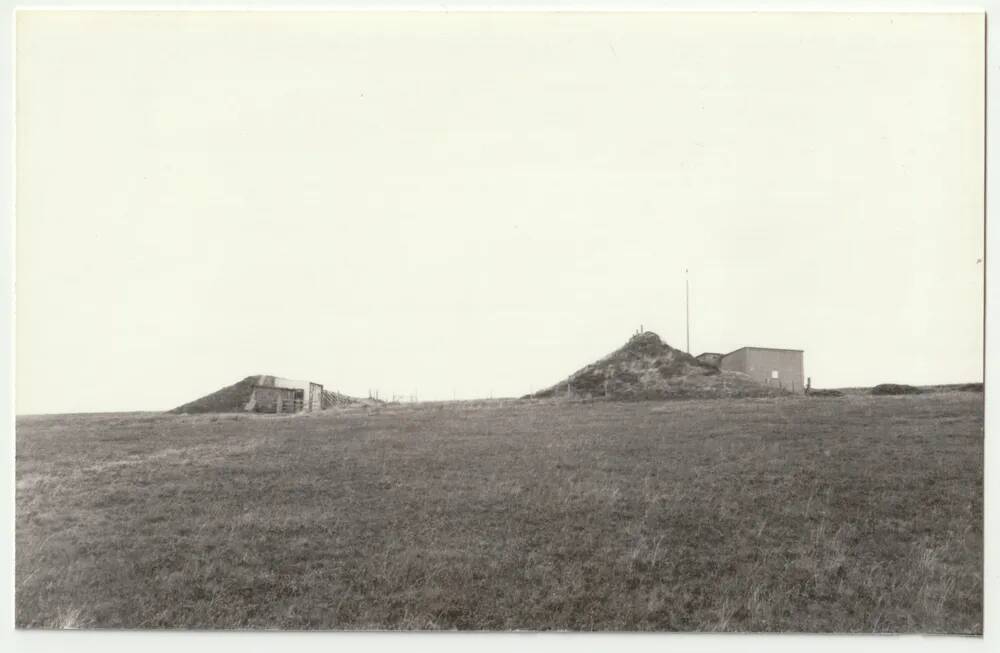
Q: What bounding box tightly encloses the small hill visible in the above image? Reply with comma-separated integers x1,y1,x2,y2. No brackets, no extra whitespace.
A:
171,375,264,414
527,332,785,401
170,375,362,414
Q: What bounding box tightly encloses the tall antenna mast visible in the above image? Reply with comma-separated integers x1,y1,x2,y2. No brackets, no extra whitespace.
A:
685,268,690,354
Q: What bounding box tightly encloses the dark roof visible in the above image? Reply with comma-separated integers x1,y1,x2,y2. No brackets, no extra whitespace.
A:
696,352,722,357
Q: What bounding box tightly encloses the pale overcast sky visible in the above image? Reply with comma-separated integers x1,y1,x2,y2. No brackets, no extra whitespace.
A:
16,12,984,414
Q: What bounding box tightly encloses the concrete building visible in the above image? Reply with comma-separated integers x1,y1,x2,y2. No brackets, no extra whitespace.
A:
719,347,805,393
244,376,324,413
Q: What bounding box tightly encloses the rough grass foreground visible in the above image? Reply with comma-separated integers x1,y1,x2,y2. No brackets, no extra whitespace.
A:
16,393,982,632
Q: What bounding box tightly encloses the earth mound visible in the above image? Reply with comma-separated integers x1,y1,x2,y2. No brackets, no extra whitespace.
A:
170,375,264,414
170,375,362,413
527,332,784,401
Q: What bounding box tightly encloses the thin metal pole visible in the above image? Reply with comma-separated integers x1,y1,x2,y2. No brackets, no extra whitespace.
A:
685,269,690,354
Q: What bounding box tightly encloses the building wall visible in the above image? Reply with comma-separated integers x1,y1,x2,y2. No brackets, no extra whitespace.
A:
244,377,325,413
308,383,323,412
272,377,324,412
720,348,749,375
721,348,805,393
250,386,299,413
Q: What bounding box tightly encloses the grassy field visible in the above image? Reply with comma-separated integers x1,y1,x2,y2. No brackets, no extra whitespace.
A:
15,392,983,632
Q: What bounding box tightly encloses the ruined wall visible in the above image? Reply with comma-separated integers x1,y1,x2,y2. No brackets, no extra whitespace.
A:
271,378,323,412
250,386,299,413
244,377,326,412
308,383,324,412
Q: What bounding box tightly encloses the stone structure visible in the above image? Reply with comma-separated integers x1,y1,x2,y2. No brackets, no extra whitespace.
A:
244,376,324,413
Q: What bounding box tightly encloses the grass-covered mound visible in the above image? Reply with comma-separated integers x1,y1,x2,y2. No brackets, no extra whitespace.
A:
169,375,274,414
529,332,783,400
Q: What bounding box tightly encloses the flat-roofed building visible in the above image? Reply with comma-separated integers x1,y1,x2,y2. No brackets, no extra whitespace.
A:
720,347,805,393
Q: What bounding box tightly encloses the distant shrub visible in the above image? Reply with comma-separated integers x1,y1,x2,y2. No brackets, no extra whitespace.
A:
808,389,844,397
957,383,984,392
871,384,922,396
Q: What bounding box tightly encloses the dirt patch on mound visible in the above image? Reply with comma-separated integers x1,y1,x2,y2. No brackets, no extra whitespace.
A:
528,332,783,401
